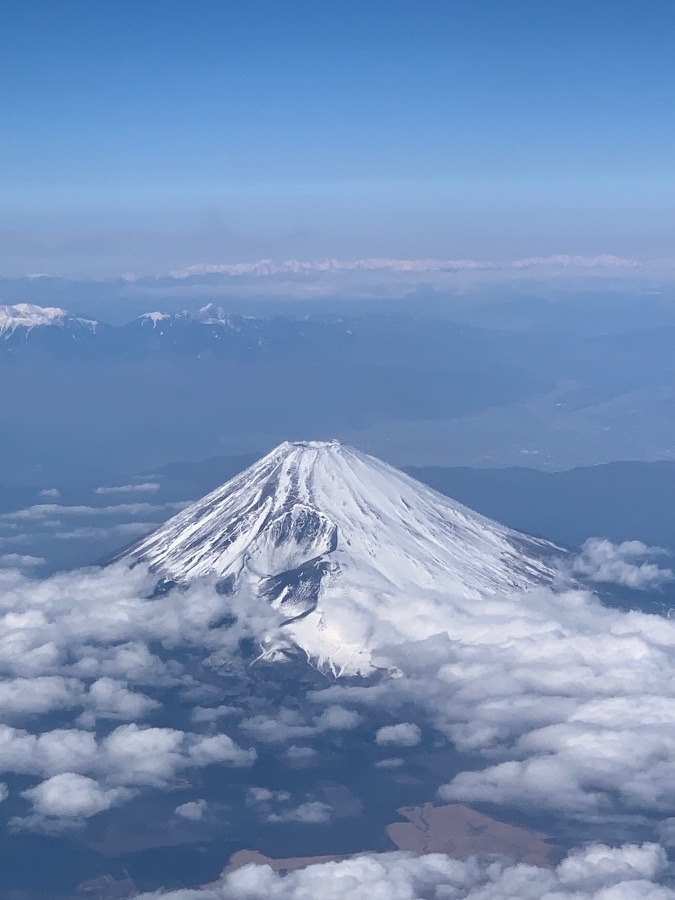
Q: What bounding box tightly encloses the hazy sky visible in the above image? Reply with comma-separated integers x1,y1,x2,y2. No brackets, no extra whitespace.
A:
2,1,675,275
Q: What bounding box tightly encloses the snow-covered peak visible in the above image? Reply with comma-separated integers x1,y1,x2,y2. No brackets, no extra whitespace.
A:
0,303,97,336
132,305,248,329
192,303,235,326
0,303,66,333
118,441,566,675
139,311,171,326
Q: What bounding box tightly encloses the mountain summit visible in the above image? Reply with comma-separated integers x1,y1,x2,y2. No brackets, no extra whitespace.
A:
117,441,564,674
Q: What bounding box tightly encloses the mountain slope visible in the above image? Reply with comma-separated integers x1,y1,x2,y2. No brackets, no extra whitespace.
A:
115,441,566,674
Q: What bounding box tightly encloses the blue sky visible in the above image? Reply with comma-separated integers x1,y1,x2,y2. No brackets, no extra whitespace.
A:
2,1,674,274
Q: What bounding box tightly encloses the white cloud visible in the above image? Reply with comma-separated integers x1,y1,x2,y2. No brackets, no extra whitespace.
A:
78,677,159,726
246,787,333,826
241,704,360,745
190,704,240,724
0,554,45,569
312,584,675,821
247,787,290,805
573,538,673,589
0,562,278,680
188,733,256,768
100,724,186,787
239,709,313,744
374,757,403,769
282,745,318,767
21,773,130,822
134,843,672,899
0,722,253,789
175,799,208,821
0,726,99,778
39,488,60,499
97,724,256,789
54,522,156,540
94,483,160,495
0,501,186,522
375,723,421,747
0,676,82,718
313,705,360,731
70,641,180,686
266,801,333,825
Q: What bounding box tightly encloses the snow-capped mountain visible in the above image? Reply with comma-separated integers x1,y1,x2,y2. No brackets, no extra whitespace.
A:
0,302,98,341
133,304,240,328
0,303,354,361
120,305,353,357
116,441,565,675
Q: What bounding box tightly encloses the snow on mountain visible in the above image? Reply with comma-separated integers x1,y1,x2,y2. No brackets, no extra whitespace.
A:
0,303,97,337
190,303,238,326
134,305,241,329
139,311,171,326
0,302,66,333
116,442,565,676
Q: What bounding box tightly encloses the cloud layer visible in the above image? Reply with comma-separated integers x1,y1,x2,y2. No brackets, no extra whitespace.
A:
313,582,675,823
166,254,642,280
0,563,273,829
136,843,673,899
0,543,672,893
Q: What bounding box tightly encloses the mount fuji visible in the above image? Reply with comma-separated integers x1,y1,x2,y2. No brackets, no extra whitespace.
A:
115,441,566,675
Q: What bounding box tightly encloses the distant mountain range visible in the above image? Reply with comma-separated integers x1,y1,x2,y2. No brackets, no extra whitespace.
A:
0,302,354,358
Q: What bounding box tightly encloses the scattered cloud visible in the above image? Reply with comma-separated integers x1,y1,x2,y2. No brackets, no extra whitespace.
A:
134,843,672,899
314,705,360,731
374,757,404,769
573,538,673,589
38,488,60,500
190,704,240,724
241,705,359,745
266,801,333,825
0,501,186,522
282,745,318,767
77,676,159,727
375,723,421,747
0,722,254,789
21,773,131,824
53,522,156,541
246,788,333,826
175,799,208,821
94,483,160,495
247,787,290,805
